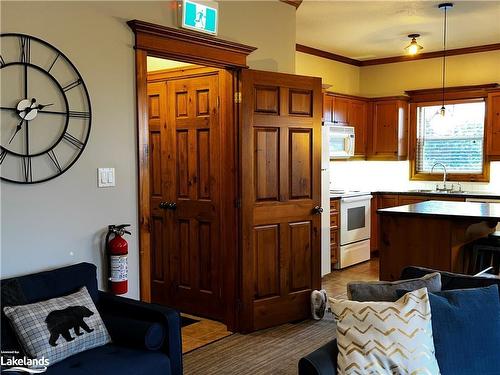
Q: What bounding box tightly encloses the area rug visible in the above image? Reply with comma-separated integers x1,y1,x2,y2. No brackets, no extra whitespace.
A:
183,314,337,375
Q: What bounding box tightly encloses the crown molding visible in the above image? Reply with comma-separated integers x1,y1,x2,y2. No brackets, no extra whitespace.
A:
296,43,500,67
296,44,362,66
280,0,303,9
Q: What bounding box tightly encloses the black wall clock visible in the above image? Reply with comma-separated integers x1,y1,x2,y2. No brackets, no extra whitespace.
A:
0,33,91,184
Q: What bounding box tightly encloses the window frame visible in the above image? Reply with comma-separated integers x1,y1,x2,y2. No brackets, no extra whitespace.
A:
408,95,490,183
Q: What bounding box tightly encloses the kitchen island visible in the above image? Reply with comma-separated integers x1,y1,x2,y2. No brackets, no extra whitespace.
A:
378,201,500,281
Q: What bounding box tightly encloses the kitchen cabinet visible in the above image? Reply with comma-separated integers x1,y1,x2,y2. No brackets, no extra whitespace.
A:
371,193,466,252
367,97,409,161
330,198,340,266
323,92,368,158
487,90,500,160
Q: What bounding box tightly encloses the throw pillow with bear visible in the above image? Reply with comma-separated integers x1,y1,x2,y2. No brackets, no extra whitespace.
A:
3,286,110,366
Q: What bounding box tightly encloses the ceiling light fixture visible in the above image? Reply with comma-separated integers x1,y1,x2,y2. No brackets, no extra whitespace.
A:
405,34,423,55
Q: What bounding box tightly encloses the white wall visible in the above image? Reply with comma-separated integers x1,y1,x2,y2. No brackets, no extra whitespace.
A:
0,1,296,298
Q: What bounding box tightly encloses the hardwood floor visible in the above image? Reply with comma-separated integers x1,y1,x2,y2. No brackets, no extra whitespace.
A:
322,257,379,298
181,314,232,353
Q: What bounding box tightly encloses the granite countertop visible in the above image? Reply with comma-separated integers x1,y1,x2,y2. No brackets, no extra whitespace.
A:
373,190,500,200
329,190,500,200
378,200,500,220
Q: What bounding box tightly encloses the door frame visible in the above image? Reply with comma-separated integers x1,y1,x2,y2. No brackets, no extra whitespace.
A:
127,20,256,331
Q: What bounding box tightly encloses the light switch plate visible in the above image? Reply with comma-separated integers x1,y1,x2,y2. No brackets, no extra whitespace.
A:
98,168,115,187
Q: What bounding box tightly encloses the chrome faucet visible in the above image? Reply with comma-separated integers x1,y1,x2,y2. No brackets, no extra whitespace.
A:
430,162,451,191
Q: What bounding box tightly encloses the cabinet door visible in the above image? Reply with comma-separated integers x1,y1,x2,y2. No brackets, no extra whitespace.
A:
348,100,367,157
368,99,408,160
398,196,428,206
323,94,333,123
333,97,349,125
488,92,500,158
378,194,399,208
372,101,398,155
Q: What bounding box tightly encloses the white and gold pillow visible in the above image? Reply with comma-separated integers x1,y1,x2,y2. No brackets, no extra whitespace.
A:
329,287,440,375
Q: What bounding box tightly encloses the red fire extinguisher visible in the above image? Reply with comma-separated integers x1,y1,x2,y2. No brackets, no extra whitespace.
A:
105,224,131,295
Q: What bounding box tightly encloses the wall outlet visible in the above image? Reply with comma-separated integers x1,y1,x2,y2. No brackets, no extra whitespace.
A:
98,168,115,187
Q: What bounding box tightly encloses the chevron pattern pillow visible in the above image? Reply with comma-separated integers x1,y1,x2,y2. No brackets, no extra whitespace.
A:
330,288,440,375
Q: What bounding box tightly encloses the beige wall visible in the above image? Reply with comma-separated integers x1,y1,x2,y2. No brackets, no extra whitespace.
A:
0,1,296,298
295,51,361,95
295,50,500,97
360,50,500,97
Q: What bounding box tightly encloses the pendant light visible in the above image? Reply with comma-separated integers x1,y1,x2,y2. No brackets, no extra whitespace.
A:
430,2,454,135
405,34,423,55
438,2,453,117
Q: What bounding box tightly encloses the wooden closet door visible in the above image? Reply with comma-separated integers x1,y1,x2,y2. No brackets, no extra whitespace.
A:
148,72,223,320
240,70,322,331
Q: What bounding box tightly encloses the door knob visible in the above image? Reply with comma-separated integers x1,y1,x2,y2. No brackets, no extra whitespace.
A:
312,206,323,215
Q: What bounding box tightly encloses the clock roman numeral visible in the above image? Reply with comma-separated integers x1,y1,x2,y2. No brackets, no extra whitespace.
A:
22,156,32,182
0,55,5,68
47,150,62,172
63,132,84,149
69,111,90,118
63,79,82,92
19,36,30,64
0,149,6,165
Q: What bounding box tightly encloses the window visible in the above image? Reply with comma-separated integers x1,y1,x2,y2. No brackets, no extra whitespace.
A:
410,99,488,182
416,100,486,174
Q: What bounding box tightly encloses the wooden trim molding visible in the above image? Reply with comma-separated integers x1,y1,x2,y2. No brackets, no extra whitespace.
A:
280,0,303,9
129,20,248,331
296,44,362,67
406,84,499,103
127,19,257,69
296,43,500,67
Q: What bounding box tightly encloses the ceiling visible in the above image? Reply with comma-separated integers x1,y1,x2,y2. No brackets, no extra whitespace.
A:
296,1,500,60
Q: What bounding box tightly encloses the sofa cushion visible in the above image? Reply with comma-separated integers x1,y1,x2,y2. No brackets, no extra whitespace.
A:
330,288,440,375
426,285,500,375
3,287,111,366
400,266,500,297
44,344,171,375
103,314,166,351
347,272,441,301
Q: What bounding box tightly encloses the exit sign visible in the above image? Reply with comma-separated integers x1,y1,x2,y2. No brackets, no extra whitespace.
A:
180,0,218,35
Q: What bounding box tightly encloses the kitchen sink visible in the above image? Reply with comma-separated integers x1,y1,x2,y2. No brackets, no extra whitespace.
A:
409,189,468,194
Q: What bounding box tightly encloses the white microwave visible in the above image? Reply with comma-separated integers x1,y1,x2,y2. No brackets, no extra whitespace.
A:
327,124,355,159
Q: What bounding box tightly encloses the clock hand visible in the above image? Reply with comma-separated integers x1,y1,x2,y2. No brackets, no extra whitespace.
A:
37,103,53,110
8,116,27,144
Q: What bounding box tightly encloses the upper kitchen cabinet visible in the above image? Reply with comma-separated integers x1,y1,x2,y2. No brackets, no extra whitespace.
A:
367,97,409,161
487,90,500,160
323,92,368,158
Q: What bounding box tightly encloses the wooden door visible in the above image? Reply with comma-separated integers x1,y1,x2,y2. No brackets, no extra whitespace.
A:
487,92,500,157
333,96,349,125
372,101,399,155
323,94,333,123
148,71,224,321
240,70,322,331
348,100,367,157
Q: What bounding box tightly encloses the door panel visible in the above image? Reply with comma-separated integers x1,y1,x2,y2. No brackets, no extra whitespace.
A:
148,71,223,321
241,70,322,331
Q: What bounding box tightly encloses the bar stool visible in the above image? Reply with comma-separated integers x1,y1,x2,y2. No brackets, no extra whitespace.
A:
469,231,500,276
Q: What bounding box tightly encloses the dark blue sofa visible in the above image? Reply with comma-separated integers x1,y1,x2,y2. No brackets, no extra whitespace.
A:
298,266,500,375
1,262,182,375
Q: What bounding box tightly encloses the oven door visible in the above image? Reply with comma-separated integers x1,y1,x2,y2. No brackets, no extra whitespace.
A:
340,195,372,245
